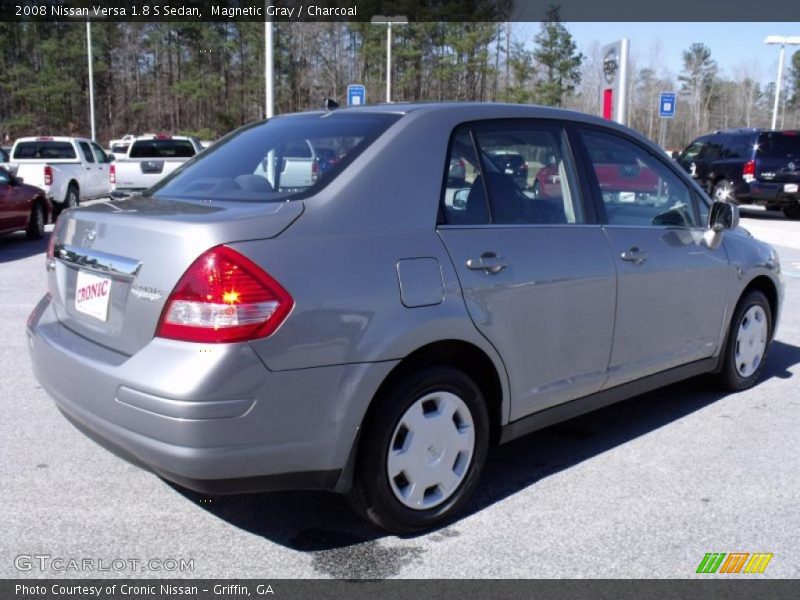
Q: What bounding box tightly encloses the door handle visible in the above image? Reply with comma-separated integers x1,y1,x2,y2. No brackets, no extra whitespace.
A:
466,252,508,274
620,246,648,265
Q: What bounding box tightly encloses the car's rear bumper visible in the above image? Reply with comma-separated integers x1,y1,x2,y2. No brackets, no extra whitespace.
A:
739,181,800,205
27,295,396,494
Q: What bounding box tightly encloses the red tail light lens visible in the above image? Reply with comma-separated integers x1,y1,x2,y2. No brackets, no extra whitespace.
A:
109,164,116,184
156,246,293,343
743,159,755,182
44,165,53,186
311,160,320,183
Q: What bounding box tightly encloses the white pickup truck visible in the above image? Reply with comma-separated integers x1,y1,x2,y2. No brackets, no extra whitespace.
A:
111,135,202,194
9,137,113,214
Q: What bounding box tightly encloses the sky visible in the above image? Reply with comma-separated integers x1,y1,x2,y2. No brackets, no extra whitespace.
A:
516,22,798,85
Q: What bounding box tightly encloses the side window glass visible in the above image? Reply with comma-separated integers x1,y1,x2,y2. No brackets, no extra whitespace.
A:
472,123,585,224
91,143,108,163
581,129,698,228
79,141,95,163
440,127,488,225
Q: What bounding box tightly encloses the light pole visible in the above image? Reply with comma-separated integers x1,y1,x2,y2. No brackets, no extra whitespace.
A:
370,16,408,103
86,21,96,141
265,11,274,118
764,35,800,130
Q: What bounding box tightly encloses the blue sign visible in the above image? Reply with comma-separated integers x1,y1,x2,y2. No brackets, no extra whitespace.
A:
347,84,366,107
659,92,676,118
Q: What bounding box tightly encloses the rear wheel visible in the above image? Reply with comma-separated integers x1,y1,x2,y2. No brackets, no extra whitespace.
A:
715,290,772,391
349,366,490,533
25,201,45,240
64,183,79,209
783,204,800,219
713,180,734,203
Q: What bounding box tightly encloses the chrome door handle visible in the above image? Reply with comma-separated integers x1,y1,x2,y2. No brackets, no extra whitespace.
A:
466,252,508,274
620,246,648,265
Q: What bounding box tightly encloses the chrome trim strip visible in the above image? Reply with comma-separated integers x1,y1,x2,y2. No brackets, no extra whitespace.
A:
54,243,142,280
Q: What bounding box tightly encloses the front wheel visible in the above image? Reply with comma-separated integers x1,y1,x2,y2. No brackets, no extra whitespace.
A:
349,366,490,533
715,290,772,391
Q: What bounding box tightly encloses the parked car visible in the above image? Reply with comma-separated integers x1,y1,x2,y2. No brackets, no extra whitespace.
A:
9,136,112,215
108,134,136,151
0,166,51,239
488,150,528,188
111,135,203,194
448,157,466,186
676,128,800,218
28,103,783,533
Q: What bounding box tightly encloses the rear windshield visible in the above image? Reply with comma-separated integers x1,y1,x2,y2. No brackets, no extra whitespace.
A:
13,141,76,160
756,132,799,159
147,112,401,202
129,139,196,158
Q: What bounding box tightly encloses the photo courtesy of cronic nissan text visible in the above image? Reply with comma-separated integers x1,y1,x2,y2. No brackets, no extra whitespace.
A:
1,0,799,598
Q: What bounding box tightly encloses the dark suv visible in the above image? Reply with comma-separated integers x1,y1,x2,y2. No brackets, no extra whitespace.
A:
676,129,800,218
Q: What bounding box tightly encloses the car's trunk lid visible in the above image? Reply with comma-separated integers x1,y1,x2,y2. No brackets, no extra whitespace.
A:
49,195,303,356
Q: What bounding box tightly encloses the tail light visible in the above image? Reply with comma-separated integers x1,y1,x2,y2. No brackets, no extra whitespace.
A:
109,164,116,184
743,160,755,183
44,165,52,186
46,213,65,271
311,160,320,183
156,246,293,343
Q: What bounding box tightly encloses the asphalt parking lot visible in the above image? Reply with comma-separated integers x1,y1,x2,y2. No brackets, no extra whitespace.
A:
1,206,798,579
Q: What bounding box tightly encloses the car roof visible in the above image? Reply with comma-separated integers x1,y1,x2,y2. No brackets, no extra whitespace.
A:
14,136,90,144
271,102,659,149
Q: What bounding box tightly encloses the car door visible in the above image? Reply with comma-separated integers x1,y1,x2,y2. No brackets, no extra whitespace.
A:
77,141,100,197
438,121,617,420
576,127,731,388
91,142,111,196
0,169,28,231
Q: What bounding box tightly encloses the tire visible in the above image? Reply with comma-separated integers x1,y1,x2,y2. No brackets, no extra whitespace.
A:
348,366,490,533
712,180,734,203
25,201,45,240
715,290,773,392
65,183,79,209
783,204,800,220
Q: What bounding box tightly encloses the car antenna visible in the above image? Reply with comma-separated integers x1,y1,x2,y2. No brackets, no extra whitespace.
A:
322,98,340,112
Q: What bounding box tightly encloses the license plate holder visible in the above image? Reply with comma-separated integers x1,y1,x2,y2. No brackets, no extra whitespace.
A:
75,270,112,322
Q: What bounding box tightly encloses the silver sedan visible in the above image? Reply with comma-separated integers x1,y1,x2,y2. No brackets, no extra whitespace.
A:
28,103,783,533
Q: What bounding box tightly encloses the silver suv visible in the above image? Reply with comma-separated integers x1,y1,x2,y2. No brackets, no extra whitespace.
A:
28,103,783,533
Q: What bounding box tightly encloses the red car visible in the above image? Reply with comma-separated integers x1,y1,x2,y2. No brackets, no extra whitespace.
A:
0,166,51,239
533,147,659,199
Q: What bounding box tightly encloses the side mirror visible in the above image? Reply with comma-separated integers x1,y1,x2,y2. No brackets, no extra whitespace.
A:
709,200,739,231
671,150,680,160
14,176,24,185
704,200,739,249
108,153,116,162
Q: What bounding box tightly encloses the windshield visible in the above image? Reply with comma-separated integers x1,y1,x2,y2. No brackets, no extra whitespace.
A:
757,132,799,159
129,139,197,158
147,112,401,202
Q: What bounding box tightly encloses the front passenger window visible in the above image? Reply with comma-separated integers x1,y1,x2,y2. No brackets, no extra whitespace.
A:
581,130,698,228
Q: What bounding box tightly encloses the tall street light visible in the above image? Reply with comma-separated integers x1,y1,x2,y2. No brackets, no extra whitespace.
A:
764,35,800,130
370,16,408,103
265,8,274,118
86,21,96,141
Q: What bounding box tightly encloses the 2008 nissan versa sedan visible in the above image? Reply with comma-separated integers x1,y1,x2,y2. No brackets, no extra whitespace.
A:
28,103,783,533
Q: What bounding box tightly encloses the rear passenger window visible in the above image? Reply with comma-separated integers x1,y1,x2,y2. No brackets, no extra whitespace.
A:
79,141,95,163
440,122,585,226
581,129,698,228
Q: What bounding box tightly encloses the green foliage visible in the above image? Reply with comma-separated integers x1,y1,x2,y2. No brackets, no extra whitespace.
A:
531,6,583,106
